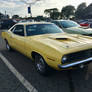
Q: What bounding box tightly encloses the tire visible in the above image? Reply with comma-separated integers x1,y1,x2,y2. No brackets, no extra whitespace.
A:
34,54,50,75
5,40,12,51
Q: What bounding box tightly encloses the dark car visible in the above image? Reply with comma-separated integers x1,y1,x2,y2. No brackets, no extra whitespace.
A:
0,19,16,29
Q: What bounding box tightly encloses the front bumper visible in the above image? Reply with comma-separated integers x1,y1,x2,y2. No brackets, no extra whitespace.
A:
58,57,92,69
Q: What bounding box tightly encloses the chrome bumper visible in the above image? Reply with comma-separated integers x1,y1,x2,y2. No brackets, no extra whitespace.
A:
58,57,92,68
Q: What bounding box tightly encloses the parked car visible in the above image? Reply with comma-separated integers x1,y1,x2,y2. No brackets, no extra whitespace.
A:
0,19,16,29
18,20,31,23
79,19,92,28
51,20,92,36
2,22,92,75
80,21,90,27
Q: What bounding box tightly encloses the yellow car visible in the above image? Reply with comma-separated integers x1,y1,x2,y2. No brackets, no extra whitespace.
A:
2,22,92,75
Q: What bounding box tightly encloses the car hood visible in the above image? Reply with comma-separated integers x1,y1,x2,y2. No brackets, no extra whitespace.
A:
66,27,92,34
27,33,92,54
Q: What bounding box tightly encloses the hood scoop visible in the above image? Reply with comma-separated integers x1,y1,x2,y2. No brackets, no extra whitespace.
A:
48,36,70,41
56,38,68,40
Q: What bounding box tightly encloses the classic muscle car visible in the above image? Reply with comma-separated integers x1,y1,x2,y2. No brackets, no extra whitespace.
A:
2,22,92,75
51,20,92,36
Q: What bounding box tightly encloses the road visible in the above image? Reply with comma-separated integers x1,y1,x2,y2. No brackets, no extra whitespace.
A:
0,29,92,92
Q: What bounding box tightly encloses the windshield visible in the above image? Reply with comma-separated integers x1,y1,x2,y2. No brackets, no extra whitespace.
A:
26,24,63,36
60,20,80,28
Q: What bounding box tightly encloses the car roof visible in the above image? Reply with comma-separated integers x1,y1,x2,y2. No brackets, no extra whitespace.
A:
17,22,52,25
52,20,71,22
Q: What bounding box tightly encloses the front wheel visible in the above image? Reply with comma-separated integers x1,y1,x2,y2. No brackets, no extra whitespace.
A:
5,40,12,51
35,54,50,75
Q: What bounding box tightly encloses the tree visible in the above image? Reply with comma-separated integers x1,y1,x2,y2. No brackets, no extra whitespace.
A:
75,2,87,19
12,15,19,19
50,12,60,20
84,3,92,19
61,5,75,19
44,9,51,17
44,8,60,19
0,13,4,19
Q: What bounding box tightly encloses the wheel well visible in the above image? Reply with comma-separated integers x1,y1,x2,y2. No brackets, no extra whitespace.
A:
31,51,40,60
4,39,9,44
4,39,7,41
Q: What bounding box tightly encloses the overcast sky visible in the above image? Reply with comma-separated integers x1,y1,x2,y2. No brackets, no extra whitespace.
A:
0,0,92,17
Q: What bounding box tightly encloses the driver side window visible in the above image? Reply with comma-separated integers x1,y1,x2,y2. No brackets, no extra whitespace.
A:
12,25,24,36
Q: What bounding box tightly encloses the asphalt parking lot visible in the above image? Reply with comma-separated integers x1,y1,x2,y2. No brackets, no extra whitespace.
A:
0,29,92,92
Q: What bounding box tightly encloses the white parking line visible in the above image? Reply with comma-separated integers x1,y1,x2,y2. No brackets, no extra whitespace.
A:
0,53,36,92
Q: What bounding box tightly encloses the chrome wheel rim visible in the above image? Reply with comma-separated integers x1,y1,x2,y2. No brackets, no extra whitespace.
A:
6,43,10,50
37,58,45,71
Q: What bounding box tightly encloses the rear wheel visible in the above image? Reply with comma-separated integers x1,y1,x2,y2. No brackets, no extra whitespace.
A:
34,54,50,75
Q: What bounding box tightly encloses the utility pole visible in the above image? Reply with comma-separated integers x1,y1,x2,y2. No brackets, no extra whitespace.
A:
5,11,7,19
5,11,6,16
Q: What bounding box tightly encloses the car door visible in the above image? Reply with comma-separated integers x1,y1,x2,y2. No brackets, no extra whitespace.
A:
11,25,26,54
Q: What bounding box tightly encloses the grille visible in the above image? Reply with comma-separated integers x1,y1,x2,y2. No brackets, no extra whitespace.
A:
87,34,92,36
66,49,92,63
83,34,92,37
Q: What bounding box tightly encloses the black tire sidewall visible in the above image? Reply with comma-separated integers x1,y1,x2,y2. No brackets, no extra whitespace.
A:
35,55,49,75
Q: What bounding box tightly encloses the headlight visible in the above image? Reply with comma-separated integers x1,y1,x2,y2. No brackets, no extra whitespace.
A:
62,56,68,64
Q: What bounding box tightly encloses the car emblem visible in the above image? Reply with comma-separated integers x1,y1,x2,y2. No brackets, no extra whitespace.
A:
66,45,69,48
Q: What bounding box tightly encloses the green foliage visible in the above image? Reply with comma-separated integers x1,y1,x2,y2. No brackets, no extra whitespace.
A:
84,3,92,19
44,8,60,19
61,5,75,19
12,15,19,19
50,12,60,20
44,2,92,20
75,3,92,19
75,2,87,19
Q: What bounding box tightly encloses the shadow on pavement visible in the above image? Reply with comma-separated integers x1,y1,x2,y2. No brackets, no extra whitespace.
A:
1,51,70,92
